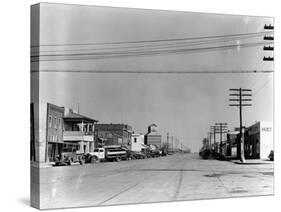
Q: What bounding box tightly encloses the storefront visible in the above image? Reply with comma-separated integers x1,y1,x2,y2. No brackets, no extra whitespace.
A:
245,121,273,159
47,142,63,162
46,103,65,162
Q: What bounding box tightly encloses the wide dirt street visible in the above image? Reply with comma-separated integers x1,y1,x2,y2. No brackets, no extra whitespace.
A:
34,153,273,209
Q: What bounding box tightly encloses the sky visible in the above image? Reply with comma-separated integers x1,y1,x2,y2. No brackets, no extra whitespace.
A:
31,3,274,151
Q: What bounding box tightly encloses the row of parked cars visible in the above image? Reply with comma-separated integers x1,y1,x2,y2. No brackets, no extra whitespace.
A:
199,148,274,161
54,145,167,166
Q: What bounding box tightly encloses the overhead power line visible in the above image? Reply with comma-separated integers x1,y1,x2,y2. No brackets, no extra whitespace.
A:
252,78,273,96
31,41,273,62
30,31,270,48
31,33,266,54
30,70,273,74
34,41,270,57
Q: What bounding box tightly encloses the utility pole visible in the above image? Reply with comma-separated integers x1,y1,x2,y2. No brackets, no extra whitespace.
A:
209,132,212,149
215,123,228,155
171,136,174,152
207,132,212,148
229,88,252,163
210,126,218,151
263,24,274,61
167,132,169,152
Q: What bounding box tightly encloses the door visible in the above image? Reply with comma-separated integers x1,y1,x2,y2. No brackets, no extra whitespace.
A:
99,148,105,159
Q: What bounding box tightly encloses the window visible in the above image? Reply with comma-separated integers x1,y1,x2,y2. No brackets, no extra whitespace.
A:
134,138,137,143
54,117,57,129
58,118,61,129
48,116,52,128
106,132,112,138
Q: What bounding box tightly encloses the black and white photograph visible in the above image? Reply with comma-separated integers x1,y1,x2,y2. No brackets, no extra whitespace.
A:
29,1,275,210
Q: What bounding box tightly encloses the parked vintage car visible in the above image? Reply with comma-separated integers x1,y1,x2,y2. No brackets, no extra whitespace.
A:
55,143,85,166
199,148,212,159
161,149,168,156
150,149,162,158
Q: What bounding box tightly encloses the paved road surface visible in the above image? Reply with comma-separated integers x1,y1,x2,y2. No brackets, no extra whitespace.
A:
33,153,273,209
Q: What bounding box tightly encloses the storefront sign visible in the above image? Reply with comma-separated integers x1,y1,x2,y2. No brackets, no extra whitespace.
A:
262,127,272,132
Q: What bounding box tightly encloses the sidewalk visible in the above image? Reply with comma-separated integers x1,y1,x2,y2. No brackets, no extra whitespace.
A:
30,161,54,168
231,159,273,165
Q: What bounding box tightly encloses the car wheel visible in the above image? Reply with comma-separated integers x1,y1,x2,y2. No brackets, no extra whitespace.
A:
91,156,99,163
79,156,85,165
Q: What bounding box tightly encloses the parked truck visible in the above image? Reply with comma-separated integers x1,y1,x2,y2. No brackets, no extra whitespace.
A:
85,145,128,163
55,143,86,166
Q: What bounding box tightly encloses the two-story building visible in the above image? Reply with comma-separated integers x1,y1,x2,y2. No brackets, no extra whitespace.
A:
63,108,98,154
46,103,65,162
94,124,133,148
30,103,99,165
30,102,65,165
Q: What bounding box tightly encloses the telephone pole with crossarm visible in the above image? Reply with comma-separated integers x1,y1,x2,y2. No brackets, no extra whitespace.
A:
229,88,252,163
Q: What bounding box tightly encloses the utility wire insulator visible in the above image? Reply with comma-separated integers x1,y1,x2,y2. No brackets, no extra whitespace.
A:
263,56,274,61
263,46,274,51
264,36,274,40
264,24,274,30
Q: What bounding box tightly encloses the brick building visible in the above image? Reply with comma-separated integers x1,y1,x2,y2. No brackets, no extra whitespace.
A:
94,124,133,148
46,103,65,162
30,102,65,164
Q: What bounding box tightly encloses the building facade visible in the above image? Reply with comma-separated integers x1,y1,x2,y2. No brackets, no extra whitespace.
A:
131,133,144,152
225,121,273,159
144,124,162,149
30,102,65,165
46,103,65,162
94,124,133,148
30,102,99,165
63,108,98,154
245,121,273,159
226,131,239,157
